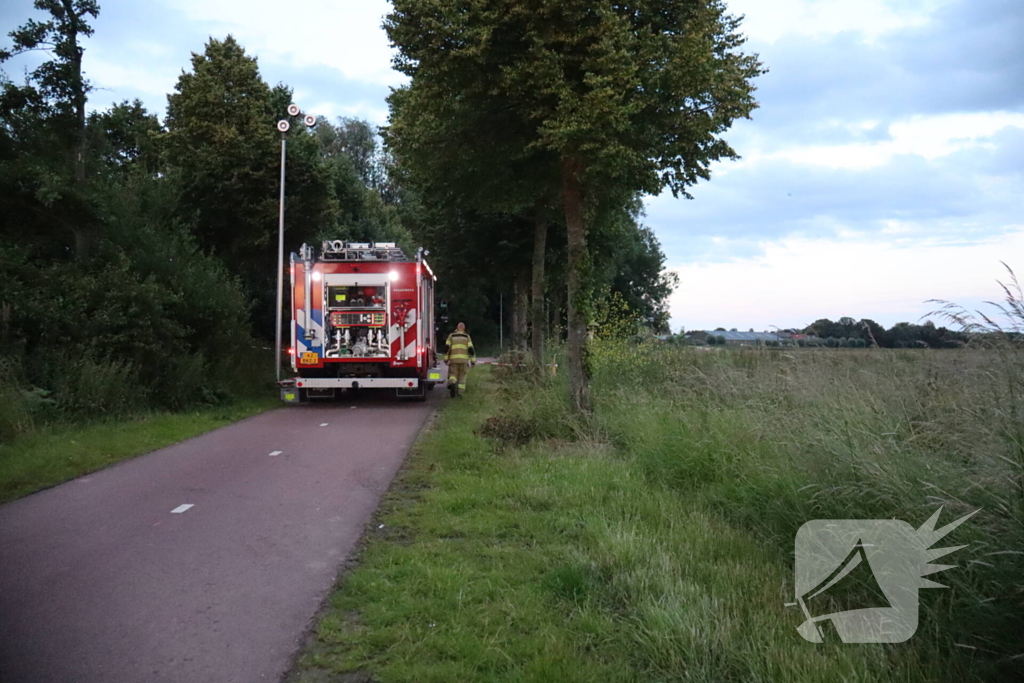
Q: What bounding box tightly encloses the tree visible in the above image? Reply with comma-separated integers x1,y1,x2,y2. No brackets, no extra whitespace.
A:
88,99,163,176
315,116,388,191
166,36,284,261
310,116,411,249
164,36,336,336
589,206,677,334
383,42,559,367
1,0,100,257
386,0,763,410
806,318,838,339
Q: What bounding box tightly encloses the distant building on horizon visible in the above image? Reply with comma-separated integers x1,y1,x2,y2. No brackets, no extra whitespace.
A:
687,330,780,346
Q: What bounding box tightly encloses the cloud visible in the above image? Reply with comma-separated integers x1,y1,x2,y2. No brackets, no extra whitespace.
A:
726,0,947,44
164,0,403,87
668,228,1024,331
281,71,392,125
645,0,1024,302
757,112,1024,170
743,0,1024,141
3,0,399,122
646,128,1024,261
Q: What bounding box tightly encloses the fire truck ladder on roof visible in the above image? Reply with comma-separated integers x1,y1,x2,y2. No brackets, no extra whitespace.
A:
319,240,408,262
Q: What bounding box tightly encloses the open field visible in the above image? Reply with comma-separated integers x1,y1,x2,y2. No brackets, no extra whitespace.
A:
292,345,1023,682
0,396,279,504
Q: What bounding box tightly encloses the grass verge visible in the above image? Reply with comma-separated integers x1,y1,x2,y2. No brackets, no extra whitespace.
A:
291,347,1023,682
0,395,279,504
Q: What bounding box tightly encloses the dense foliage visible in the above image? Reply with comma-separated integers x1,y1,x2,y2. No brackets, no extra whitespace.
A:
385,0,762,408
0,6,407,440
0,0,739,437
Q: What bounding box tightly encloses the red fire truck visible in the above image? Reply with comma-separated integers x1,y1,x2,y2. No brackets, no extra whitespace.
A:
278,241,441,402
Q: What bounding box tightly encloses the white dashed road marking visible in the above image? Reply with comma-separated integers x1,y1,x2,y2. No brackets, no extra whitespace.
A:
269,451,282,457
319,423,329,427
170,504,194,514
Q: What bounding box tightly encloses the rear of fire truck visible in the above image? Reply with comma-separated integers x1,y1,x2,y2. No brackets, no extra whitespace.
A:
278,241,441,402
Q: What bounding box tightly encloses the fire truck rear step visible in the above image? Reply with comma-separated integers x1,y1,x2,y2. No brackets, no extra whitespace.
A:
296,377,421,389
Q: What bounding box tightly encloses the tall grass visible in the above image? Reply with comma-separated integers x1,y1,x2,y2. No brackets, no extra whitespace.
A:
0,356,35,442
491,342,1024,679
929,263,1024,503
295,276,1024,682
0,344,274,445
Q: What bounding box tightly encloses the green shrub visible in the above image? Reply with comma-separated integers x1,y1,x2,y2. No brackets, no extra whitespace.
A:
0,376,32,443
46,354,142,419
0,207,258,423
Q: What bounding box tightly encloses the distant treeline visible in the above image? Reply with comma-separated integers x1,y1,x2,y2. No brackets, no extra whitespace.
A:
800,317,969,348
677,317,971,348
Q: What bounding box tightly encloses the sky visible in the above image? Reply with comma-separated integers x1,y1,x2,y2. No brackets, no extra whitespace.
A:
2,0,1022,332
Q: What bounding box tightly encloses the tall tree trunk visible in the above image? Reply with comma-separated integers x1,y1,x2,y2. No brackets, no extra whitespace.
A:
561,156,590,411
63,0,91,258
514,268,529,350
530,215,547,371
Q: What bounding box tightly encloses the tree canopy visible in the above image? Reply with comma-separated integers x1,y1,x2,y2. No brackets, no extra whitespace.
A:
385,0,763,408
0,6,417,431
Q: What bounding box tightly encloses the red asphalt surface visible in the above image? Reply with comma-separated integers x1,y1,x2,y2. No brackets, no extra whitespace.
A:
0,388,441,683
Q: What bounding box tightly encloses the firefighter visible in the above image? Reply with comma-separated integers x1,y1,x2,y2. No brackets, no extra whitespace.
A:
443,322,476,397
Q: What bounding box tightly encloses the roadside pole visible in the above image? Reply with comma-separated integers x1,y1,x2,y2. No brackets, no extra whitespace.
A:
274,107,316,383
275,124,288,382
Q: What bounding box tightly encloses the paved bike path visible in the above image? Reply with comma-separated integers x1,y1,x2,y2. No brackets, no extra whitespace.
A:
0,392,439,682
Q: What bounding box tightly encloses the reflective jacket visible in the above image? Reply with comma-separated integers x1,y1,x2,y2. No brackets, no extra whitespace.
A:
444,331,476,363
